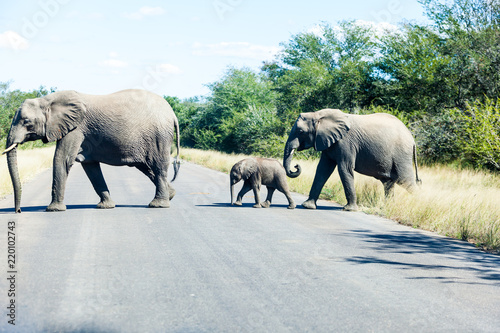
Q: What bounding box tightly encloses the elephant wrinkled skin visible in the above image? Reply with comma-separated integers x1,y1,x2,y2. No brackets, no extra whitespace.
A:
230,157,295,209
4,89,180,213
283,109,421,211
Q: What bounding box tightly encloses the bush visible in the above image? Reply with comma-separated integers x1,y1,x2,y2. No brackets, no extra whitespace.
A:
413,110,464,165
454,99,500,171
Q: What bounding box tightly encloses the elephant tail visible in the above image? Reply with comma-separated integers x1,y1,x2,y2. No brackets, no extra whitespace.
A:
171,117,181,182
413,144,422,186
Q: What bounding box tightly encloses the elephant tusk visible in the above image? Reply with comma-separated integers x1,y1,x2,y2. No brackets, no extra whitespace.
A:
2,143,18,155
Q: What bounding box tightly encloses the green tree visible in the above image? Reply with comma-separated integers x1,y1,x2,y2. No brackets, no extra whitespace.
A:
174,67,281,154
165,95,206,147
0,82,55,143
418,0,500,107
376,24,454,113
263,21,379,124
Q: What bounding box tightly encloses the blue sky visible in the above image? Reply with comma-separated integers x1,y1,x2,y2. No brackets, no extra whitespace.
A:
0,0,428,99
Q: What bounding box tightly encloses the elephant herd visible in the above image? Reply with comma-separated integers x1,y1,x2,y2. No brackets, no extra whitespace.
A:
3,89,421,213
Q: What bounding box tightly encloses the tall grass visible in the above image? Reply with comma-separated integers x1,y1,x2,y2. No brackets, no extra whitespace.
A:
0,146,55,197
180,148,500,252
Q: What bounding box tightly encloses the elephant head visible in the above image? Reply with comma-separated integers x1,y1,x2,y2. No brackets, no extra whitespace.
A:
229,158,258,205
3,91,85,213
283,109,350,178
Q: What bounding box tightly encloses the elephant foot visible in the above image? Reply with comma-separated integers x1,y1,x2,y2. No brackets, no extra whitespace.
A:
148,198,170,208
46,202,66,212
287,202,296,209
253,203,262,208
260,200,271,208
169,186,176,200
343,203,359,212
302,199,317,209
97,199,115,209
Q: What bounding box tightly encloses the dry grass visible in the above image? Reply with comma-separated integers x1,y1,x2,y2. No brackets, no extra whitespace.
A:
380,166,500,251
180,148,500,252
0,146,55,198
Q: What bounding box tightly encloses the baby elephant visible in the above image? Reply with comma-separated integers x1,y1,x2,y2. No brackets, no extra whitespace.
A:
230,157,295,209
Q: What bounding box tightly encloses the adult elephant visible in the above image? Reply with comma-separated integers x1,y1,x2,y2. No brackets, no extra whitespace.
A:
283,109,421,211
3,89,180,213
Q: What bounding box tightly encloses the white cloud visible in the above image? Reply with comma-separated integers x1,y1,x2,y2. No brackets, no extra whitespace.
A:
122,6,165,20
0,31,29,50
308,21,399,41
192,42,280,60
99,58,128,68
355,20,399,35
307,24,325,37
158,64,182,75
99,52,129,68
65,11,105,20
139,6,165,16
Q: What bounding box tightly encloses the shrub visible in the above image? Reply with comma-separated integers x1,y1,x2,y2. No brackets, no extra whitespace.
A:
453,98,500,171
412,110,464,165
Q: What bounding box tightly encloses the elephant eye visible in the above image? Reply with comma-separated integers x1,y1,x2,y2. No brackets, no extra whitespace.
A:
23,119,34,131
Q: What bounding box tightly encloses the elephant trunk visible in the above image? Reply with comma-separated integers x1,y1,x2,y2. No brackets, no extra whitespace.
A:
5,145,22,213
230,183,235,205
283,138,301,178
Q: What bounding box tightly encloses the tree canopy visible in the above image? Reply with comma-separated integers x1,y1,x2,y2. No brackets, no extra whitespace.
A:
2,0,499,171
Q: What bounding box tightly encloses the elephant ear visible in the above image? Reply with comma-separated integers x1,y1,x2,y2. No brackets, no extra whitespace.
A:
314,109,350,151
241,159,259,180
44,91,85,142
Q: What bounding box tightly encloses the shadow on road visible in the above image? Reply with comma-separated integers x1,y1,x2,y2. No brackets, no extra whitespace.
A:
342,229,500,285
0,204,149,213
197,202,343,211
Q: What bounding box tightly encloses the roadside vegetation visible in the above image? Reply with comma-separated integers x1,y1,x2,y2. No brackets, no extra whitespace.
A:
0,0,498,251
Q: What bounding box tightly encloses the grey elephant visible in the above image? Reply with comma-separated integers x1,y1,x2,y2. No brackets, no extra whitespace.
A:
3,89,180,213
283,109,421,211
230,157,295,209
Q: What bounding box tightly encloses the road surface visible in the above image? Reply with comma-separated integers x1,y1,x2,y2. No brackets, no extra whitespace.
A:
1,161,499,332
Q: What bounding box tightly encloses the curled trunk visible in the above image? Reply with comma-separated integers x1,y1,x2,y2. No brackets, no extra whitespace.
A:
7,148,22,213
283,141,301,178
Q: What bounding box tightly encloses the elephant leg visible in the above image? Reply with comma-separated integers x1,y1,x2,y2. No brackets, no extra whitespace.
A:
235,180,252,206
382,179,396,198
136,164,175,200
149,162,171,208
279,186,296,210
46,134,83,212
136,164,155,182
82,162,115,209
338,162,358,211
303,153,336,209
261,186,275,208
252,181,262,208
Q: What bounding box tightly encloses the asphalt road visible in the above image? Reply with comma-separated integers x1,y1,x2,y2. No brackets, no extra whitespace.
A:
0,161,499,332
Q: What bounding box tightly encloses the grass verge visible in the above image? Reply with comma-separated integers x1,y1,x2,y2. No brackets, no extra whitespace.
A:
0,146,55,198
180,148,500,253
